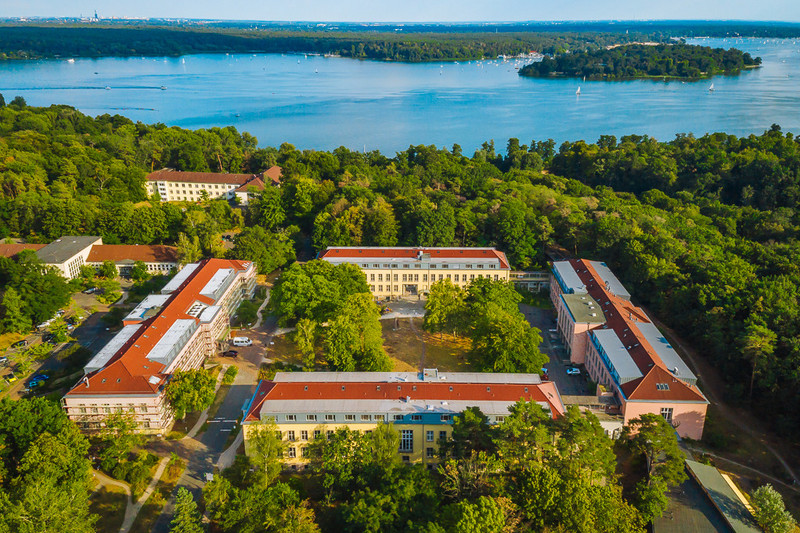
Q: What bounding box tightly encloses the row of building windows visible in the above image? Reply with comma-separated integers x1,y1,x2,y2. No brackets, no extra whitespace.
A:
165,183,235,190
284,413,453,422
359,263,497,270
74,404,150,414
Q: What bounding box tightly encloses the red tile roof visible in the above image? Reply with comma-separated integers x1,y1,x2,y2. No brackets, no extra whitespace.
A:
244,378,564,422
146,169,257,185
234,176,266,193
0,243,46,257
87,245,178,264
569,259,705,403
66,258,252,396
319,247,511,270
262,165,282,185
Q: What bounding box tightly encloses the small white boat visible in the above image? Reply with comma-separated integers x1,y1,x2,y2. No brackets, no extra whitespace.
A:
576,86,581,96
160,86,167,90
66,58,75,63
104,86,111,90
709,83,715,92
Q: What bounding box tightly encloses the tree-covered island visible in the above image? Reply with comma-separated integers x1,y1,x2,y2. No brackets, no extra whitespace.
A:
519,43,761,80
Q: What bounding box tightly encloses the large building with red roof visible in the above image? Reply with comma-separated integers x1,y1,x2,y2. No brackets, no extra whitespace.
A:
242,369,565,466
145,166,282,205
550,259,708,439
62,259,257,433
0,236,178,279
318,246,511,299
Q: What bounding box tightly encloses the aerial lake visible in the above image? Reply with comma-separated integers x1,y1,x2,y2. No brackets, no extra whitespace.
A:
1,38,800,153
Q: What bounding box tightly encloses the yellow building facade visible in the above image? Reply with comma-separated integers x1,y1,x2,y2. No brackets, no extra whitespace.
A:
317,247,512,299
242,370,566,467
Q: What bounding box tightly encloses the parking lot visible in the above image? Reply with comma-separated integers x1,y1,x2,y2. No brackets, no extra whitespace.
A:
520,303,589,396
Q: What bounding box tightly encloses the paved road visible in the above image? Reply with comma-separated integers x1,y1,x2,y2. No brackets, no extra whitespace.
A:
520,303,588,396
149,308,274,532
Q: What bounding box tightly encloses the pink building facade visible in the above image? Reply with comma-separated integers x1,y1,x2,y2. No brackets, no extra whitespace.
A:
551,259,708,440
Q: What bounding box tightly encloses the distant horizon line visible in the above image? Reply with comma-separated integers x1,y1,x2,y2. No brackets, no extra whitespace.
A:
2,17,800,25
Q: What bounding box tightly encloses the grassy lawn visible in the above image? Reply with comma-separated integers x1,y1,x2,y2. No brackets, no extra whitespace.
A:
267,334,303,366
90,485,128,533
381,318,472,372
129,457,186,533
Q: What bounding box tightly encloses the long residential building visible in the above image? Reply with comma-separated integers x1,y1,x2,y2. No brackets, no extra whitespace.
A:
0,236,179,279
62,259,257,433
550,259,708,439
145,166,282,205
242,369,565,467
318,246,511,299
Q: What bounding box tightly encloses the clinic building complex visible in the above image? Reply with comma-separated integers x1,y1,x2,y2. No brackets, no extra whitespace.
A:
62,259,257,433
550,259,708,439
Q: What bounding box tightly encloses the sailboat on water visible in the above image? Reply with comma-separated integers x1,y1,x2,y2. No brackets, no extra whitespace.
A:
709,83,715,92
576,86,581,96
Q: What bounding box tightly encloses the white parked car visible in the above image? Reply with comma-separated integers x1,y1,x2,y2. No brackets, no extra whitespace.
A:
566,367,581,376
232,336,253,347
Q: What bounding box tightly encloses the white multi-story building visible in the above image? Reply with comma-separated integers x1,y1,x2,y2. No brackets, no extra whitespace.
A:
145,166,282,205
318,246,511,299
62,258,257,433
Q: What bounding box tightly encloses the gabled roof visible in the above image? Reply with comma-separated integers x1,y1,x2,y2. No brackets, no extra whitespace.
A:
621,365,706,402
244,372,565,422
87,244,178,264
36,236,101,264
262,165,282,185
145,169,257,185
0,243,46,258
319,247,511,270
67,258,252,396
233,176,266,193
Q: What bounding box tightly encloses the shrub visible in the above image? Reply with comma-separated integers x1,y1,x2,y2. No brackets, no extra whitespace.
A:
222,365,238,385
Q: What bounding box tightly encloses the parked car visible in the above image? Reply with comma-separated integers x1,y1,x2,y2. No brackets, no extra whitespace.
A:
221,350,239,358
4,374,18,383
0,356,8,365
566,367,581,376
32,374,49,381
231,337,252,347
27,380,42,388
11,340,27,349
82,287,98,294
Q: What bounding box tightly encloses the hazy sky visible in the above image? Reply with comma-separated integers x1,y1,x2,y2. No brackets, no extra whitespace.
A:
2,0,800,22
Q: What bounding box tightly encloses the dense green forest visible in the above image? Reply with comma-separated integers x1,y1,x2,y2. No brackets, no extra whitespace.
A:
0,98,799,441
519,43,761,80
0,25,667,62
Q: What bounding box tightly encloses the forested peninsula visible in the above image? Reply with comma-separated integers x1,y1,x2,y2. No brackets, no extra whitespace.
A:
519,43,761,80
0,25,667,62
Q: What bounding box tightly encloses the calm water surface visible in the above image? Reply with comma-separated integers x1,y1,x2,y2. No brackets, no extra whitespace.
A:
1,38,800,152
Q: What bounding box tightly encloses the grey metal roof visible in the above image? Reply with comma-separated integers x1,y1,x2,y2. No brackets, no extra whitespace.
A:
125,294,171,323
561,293,606,323
685,460,761,533
36,236,101,264
635,322,697,385
161,263,199,294
273,371,543,385
552,261,586,293
147,319,197,368
588,261,631,300
592,329,643,384
84,324,143,374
